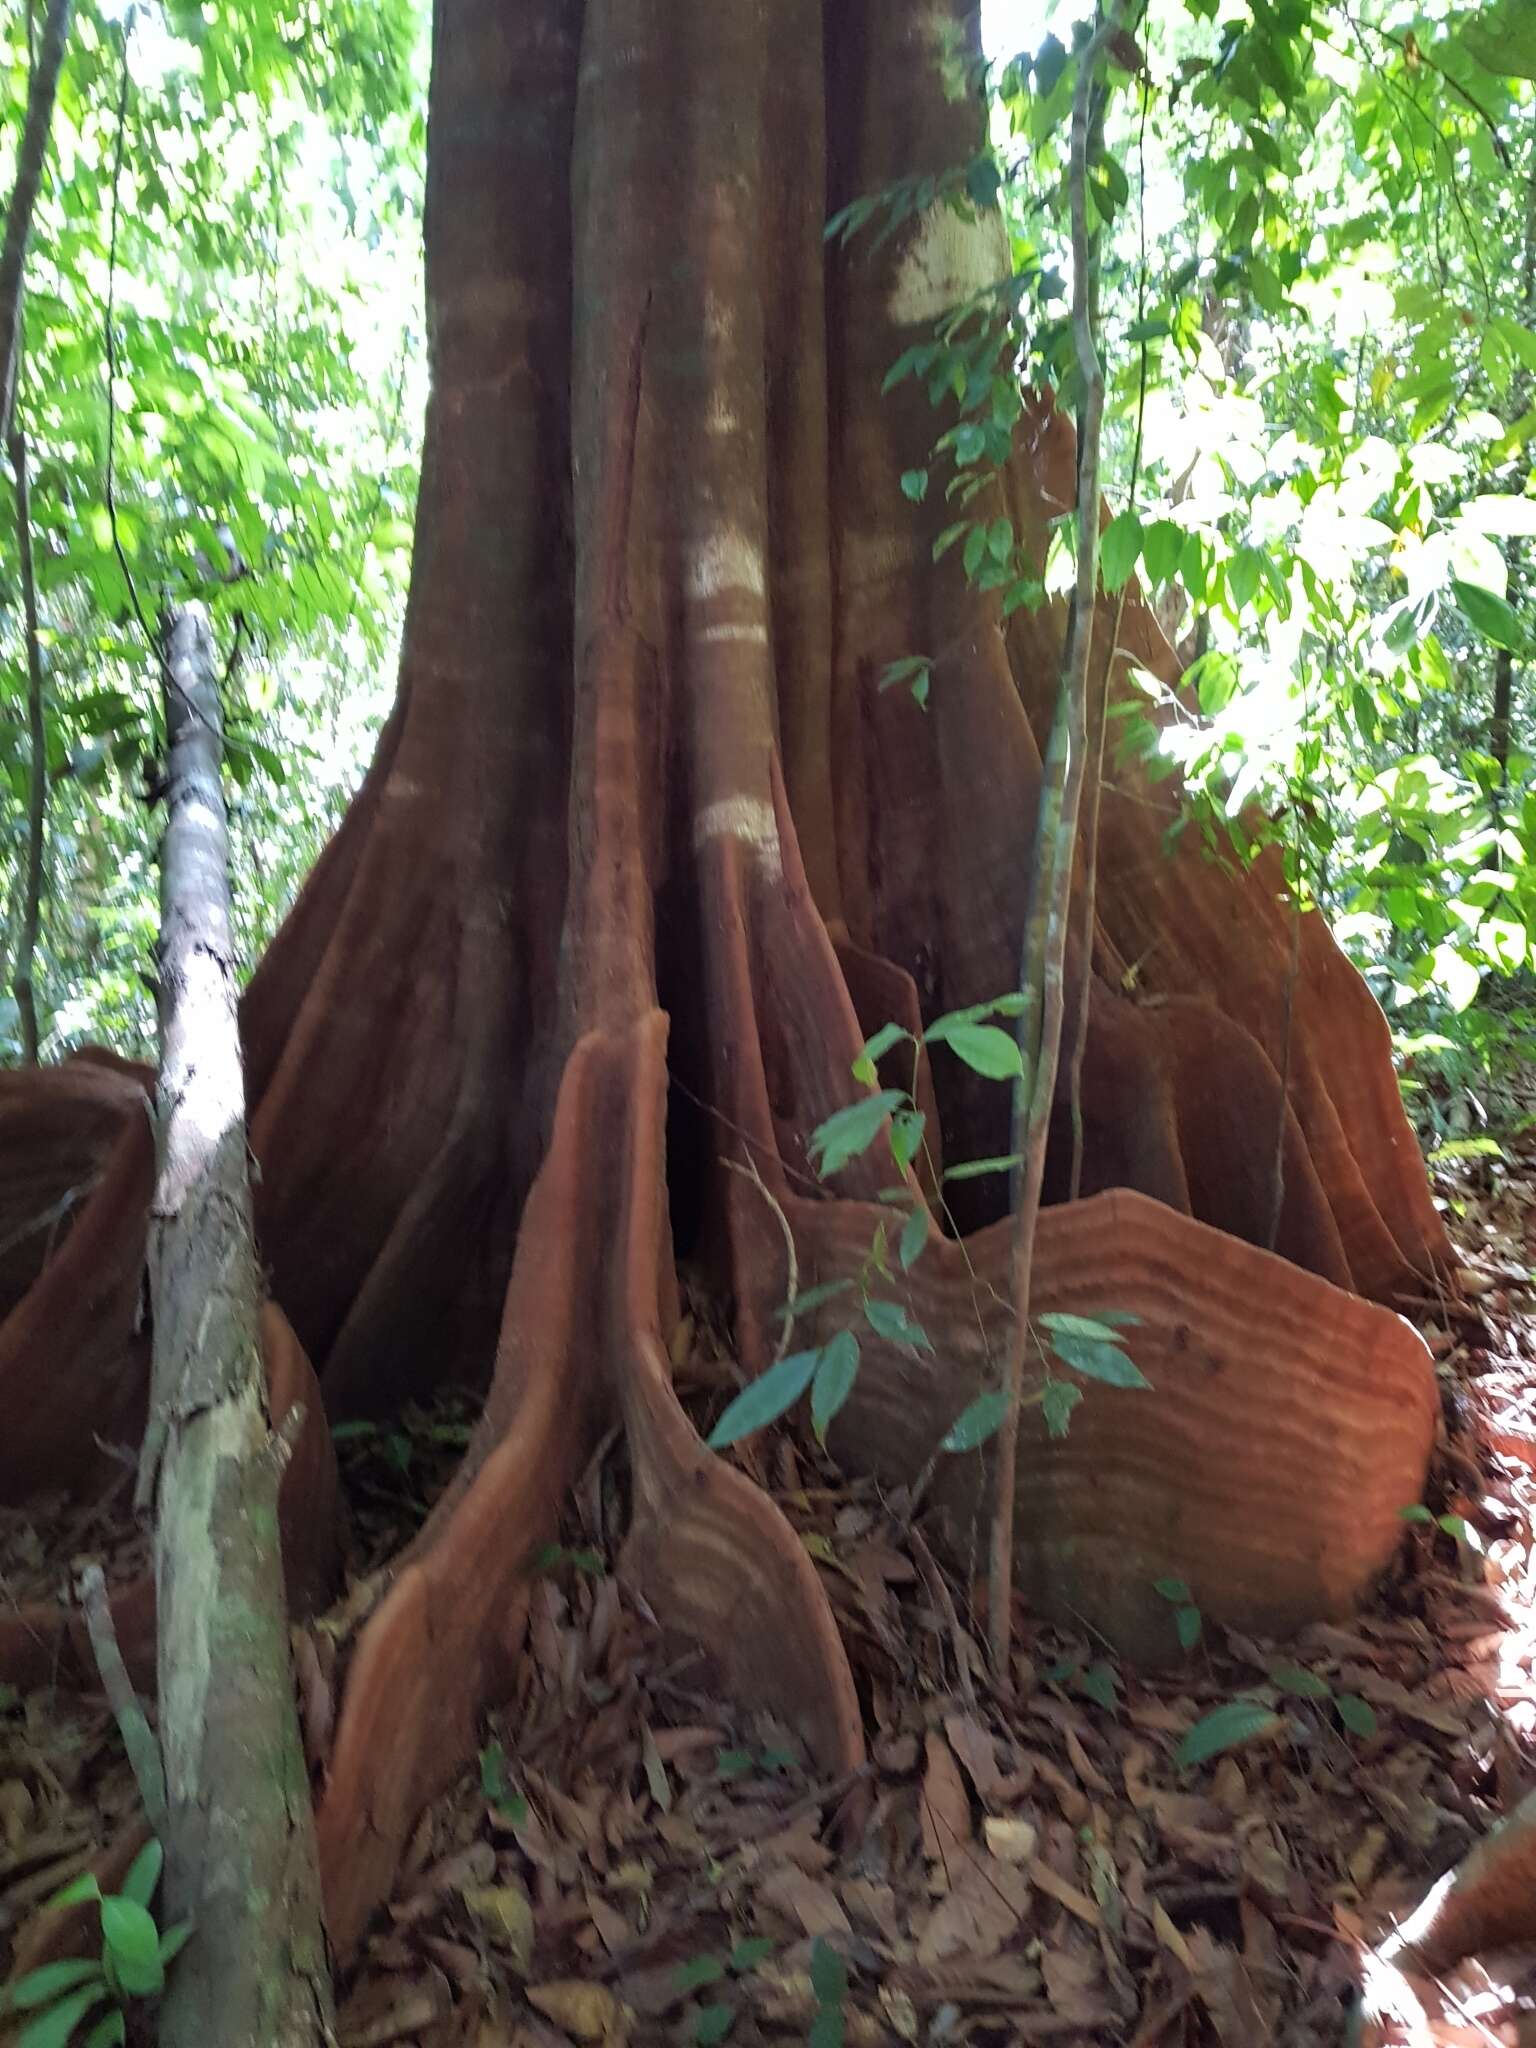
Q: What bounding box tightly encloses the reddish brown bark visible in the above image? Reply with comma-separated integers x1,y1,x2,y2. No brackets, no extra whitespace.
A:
0,0,1446,1968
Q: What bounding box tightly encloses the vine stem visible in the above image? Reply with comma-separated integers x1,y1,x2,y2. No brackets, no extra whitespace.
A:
989,5,1126,1682
0,0,72,445
9,420,46,1061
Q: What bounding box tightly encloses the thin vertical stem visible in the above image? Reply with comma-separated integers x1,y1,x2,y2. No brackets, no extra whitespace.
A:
8,418,46,1062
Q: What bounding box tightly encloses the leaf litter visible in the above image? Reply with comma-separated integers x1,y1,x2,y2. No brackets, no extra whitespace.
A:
7,1193,1536,2041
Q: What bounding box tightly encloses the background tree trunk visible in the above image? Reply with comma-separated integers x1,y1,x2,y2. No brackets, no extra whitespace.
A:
0,0,1446,1963
142,605,333,2048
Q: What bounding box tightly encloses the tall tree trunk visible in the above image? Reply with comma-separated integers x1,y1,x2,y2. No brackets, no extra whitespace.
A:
0,0,1446,1966
140,606,334,2048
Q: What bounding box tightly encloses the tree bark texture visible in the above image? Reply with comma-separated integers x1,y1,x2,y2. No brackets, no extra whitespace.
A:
142,605,335,2048
0,0,1446,1966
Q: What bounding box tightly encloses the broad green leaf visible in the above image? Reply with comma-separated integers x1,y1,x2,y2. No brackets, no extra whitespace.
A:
1187,649,1240,716
17,1986,111,2048
729,1938,774,1973
1039,1311,1127,1344
1153,1576,1192,1603
808,2010,845,2048
863,1298,932,1351
1452,579,1527,653
928,1021,1023,1080
674,1957,725,1992
1141,518,1184,586
1047,1330,1151,1389
1041,1380,1082,1438
157,1922,192,1968
809,1092,904,1177
777,1279,854,1322
1079,1660,1118,1710
810,1938,849,2006
900,468,928,502
1101,509,1142,593
1175,1605,1202,1651
1335,1695,1378,1739
1397,1504,1433,1524
707,1350,821,1448
811,1330,861,1442
9,1961,106,2011
694,2006,735,2046
1269,1665,1331,1700
82,2012,126,2048
889,1107,927,1174
898,1206,928,1271
44,1875,101,1912
943,1153,1021,1182
119,1840,162,1912
1176,1701,1284,1769
851,1022,909,1086
99,1897,163,1998
941,1390,1009,1452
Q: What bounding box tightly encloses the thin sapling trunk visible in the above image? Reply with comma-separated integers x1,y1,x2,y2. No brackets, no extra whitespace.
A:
989,9,1125,1677
0,0,72,442
8,421,45,1061
137,604,334,2048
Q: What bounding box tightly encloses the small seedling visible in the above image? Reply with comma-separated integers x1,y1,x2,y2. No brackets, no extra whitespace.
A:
808,1937,848,2048
1178,1667,1378,1769
478,1740,529,1826
1400,1504,1483,1552
4,1839,190,2047
673,1937,777,2043
1153,1575,1202,1651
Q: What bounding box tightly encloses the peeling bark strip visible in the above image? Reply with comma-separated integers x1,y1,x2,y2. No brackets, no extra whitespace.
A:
142,605,334,2047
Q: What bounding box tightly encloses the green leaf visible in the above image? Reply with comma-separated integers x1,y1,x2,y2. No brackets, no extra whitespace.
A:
1101,509,1142,593
808,2011,845,2048
928,1021,1023,1080
810,1938,849,2007
889,1107,926,1173
1453,579,1528,653
811,1331,861,1443
674,1956,726,1993
17,1986,111,2048
1270,1665,1331,1701
729,1938,775,1973
1142,518,1185,586
1398,1503,1433,1524
707,1349,821,1448
1039,1311,1129,1344
44,1875,101,1912
1153,1576,1192,1604
1175,1605,1202,1651
777,1279,854,1322
694,2006,735,2046
900,468,928,502
1047,1331,1151,1389
863,1298,932,1351
9,1962,106,2011
851,1022,909,1087
810,1091,904,1177
119,1840,162,1912
1187,649,1240,715
157,1922,192,1968
1079,1660,1118,1711
942,1153,1022,1181
1335,1694,1378,1739
82,2013,126,2048
941,1390,1009,1452
1041,1380,1082,1438
898,1206,928,1271
99,1897,163,1998
1176,1701,1285,1770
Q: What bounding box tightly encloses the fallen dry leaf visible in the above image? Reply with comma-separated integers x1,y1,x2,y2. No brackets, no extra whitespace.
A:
461,1883,534,1973
982,1814,1038,1865
920,1730,972,1872
525,1980,629,2043
756,1862,853,1938
915,1853,1031,1964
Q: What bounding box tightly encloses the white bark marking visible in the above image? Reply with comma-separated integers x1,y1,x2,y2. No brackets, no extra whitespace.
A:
688,529,766,601
888,203,1009,327
693,795,783,881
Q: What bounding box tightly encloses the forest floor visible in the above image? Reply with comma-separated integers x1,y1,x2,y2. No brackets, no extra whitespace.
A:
6,1143,1536,2045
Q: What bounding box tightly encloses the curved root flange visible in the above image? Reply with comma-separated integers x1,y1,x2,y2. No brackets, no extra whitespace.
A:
745,1185,1435,1658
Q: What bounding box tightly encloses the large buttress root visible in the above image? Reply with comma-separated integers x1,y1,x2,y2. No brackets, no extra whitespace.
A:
0,0,1447,1968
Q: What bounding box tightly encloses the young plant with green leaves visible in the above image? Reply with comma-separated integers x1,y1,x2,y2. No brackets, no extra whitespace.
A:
4,1839,188,2048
